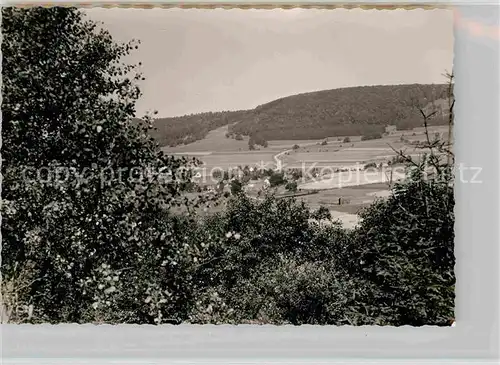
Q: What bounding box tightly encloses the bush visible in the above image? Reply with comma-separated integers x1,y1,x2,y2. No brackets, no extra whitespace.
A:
230,179,243,195
347,177,455,326
389,155,407,165
343,137,351,143
224,258,359,325
250,134,268,148
186,194,362,325
285,181,298,192
269,172,286,187
311,206,331,221
361,133,383,141
212,170,223,180
291,169,303,181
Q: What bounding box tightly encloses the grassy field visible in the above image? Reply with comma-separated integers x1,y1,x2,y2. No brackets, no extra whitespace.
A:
162,125,449,228
282,126,449,169
297,182,391,210
163,125,279,174
163,125,448,171
161,125,249,153
174,180,394,229
298,170,406,190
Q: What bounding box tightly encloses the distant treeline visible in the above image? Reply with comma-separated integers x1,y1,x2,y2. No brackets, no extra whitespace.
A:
142,84,449,147
137,110,249,147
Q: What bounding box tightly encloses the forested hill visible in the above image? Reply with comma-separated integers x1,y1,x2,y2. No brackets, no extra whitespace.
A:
146,83,449,147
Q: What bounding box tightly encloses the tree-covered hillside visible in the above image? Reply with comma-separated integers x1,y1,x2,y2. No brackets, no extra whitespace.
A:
144,110,250,147
149,84,449,147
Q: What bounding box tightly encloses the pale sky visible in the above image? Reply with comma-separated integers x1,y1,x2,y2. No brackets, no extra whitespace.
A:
84,8,454,118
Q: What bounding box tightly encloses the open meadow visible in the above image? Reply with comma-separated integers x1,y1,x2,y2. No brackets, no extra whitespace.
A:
162,125,449,229
164,125,449,171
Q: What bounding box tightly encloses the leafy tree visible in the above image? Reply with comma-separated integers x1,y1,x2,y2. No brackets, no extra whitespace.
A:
290,169,303,181
1,7,198,323
264,168,274,177
251,133,268,148
285,181,298,193
186,193,358,325
346,80,456,326
230,179,243,195
212,170,223,180
347,175,454,326
269,172,285,187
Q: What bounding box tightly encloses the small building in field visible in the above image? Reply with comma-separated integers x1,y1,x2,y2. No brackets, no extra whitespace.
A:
385,125,397,134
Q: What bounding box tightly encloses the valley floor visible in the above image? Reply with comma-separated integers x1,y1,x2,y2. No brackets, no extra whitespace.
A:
163,125,449,229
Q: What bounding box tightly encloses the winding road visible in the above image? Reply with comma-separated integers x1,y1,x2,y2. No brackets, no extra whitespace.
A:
272,140,329,170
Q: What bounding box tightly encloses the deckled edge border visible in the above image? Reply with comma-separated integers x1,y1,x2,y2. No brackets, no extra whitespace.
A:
4,3,448,10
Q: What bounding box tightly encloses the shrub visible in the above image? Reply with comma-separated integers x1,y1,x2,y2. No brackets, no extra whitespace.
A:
311,206,331,221
361,133,383,141
291,169,303,181
269,172,286,187
389,155,407,165
230,179,243,195
186,194,362,325
212,170,223,180
347,177,455,326
285,181,298,192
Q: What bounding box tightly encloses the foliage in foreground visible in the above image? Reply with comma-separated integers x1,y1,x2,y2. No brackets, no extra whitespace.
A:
1,7,454,326
1,7,200,323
